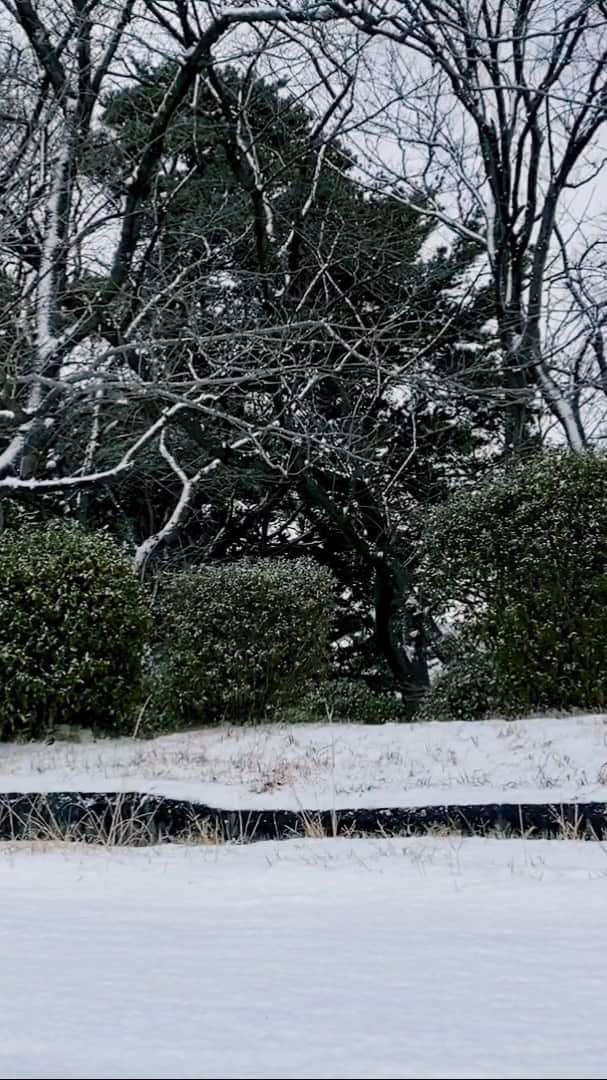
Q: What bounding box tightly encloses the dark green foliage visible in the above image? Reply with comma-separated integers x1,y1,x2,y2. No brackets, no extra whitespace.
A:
417,648,503,723
0,524,151,739
153,558,335,726
421,450,607,714
282,679,405,724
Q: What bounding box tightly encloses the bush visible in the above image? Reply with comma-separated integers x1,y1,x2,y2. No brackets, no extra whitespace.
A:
420,450,607,714
416,648,504,723
282,679,404,724
0,522,151,739
153,558,335,726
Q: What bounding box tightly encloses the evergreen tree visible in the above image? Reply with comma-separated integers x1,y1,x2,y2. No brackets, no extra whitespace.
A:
66,63,503,703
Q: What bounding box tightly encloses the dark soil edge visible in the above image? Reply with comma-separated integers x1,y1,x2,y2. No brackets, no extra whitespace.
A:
1,792,606,844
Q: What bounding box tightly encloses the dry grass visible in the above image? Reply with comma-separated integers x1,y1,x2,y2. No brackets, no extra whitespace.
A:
0,794,162,847
1,792,605,850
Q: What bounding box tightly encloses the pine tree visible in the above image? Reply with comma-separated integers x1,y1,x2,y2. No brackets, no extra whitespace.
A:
70,63,504,702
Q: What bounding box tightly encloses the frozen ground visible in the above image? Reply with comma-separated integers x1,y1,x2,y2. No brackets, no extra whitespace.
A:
1,835,607,1080
1,714,607,808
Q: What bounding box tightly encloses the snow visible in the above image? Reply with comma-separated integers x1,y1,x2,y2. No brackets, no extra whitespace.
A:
1,835,607,1079
1,714,607,809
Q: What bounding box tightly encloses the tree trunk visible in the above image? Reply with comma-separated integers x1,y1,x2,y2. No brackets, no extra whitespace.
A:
374,562,429,717
299,471,430,711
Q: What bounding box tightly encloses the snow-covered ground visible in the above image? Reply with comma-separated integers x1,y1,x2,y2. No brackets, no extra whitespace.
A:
1,835,607,1080
1,714,607,808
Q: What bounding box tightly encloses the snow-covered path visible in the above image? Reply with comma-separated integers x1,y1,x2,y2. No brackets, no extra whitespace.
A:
1,836,606,1079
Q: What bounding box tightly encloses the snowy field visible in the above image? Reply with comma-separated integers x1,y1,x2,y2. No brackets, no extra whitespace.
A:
1,714,607,808
1,835,607,1080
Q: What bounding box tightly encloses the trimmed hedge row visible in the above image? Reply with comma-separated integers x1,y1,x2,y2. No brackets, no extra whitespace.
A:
0,524,337,738
5,450,607,736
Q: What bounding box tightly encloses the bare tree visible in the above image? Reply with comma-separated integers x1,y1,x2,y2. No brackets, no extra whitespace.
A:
0,0,353,559
542,227,607,441
330,0,607,449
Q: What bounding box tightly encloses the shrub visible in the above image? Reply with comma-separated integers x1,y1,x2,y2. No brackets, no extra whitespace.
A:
416,648,504,723
281,679,404,724
153,558,335,726
420,450,607,714
0,522,151,739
